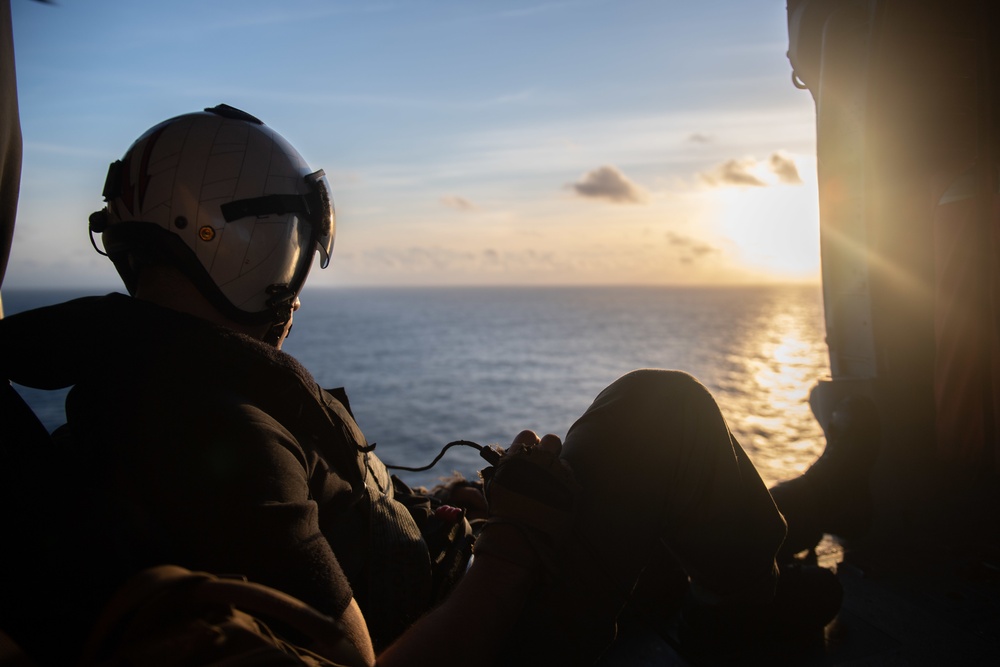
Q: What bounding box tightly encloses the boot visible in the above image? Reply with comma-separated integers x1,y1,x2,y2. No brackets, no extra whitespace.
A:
771,395,881,559
672,563,842,664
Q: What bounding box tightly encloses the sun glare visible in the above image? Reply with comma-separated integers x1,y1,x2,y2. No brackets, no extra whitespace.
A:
713,167,820,281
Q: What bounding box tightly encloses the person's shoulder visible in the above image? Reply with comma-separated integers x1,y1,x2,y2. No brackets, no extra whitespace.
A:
0,293,137,388
135,385,292,438
120,388,310,474
0,292,123,329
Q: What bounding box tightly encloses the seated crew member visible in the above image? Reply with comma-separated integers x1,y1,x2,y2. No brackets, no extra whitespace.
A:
0,105,876,666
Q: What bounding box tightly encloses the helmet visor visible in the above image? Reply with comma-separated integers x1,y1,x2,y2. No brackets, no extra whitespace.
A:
305,169,335,269
219,169,335,270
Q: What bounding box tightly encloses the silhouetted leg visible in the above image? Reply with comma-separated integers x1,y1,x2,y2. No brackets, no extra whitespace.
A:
500,370,787,665
562,370,786,604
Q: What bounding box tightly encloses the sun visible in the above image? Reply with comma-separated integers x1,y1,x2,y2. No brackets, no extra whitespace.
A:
712,164,821,281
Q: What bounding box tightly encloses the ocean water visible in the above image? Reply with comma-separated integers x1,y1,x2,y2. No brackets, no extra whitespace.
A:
4,284,830,490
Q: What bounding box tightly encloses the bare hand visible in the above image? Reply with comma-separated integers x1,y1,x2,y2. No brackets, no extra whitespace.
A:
508,429,563,457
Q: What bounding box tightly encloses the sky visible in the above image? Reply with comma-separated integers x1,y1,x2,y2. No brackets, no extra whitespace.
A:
6,0,820,290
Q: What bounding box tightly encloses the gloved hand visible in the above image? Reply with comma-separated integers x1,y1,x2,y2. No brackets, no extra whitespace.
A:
473,431,580,574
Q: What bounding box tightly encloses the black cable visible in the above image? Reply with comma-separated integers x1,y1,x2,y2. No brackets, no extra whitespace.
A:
384,439,502,472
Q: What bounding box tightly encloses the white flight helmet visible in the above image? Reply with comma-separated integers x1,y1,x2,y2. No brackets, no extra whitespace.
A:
91,104,334,340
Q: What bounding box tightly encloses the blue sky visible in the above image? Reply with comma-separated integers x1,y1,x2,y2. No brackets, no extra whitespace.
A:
7,0,819,289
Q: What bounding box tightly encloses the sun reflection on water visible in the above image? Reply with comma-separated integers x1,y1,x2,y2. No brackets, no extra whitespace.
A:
709,294,830,488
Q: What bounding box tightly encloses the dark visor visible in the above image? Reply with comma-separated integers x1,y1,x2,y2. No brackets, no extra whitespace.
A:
220,169,335,268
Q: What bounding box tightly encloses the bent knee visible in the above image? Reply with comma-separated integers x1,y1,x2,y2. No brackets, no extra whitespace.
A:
607,369,711,403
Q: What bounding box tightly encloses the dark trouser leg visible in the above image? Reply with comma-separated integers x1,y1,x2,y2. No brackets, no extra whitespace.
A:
562,369,786,606
502,370,787,664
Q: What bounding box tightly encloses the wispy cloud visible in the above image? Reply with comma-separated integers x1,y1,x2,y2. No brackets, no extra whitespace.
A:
180,86,549,114
362,246,478,271
23,142,108,159
666,231,720,264
440,195,477,211
699,157,767,187
569,165,649,204
356,246,561,274
184,4,397,34
768,151,802,184
686,132,714,144
496,1,592,19
699,152,804,188
441,1,602,24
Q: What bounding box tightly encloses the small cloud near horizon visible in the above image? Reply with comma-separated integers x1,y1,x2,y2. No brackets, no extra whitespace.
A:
666,231,719,264
699,157,767,188
699,151,803,188
768,151,802,184
686,132,714,144
569,165,649,204
440,195,477,211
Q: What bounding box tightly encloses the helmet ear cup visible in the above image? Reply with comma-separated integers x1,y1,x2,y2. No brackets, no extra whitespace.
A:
89,210,109,234
88,209,111,258
95,105,334,327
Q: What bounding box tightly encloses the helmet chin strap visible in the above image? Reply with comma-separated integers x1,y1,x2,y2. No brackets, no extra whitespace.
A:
262,283,297,347
262,319,290,347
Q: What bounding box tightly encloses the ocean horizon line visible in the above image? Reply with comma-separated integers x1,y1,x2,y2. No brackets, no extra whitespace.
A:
2,280,821,295
1,282,824,319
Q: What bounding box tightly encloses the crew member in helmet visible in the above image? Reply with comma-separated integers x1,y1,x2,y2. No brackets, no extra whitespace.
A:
0,105,875,666
91,103,334,349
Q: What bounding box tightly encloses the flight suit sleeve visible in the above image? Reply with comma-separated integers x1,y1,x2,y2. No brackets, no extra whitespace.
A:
125,399,355,620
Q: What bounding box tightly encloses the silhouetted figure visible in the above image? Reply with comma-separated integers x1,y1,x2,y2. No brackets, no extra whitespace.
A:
1,106,877,666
